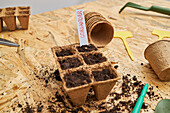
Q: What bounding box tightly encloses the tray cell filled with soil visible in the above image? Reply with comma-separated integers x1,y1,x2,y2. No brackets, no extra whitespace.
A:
62,69,92,106
81,52,107,65
76,44,97,52
64,70,91,88
58,57,83,70
91,64,119,100
92,68,116,81
51,45,77,58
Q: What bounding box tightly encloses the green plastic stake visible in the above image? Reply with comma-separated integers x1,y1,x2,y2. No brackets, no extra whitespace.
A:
119,2,170,16
132,83,149,113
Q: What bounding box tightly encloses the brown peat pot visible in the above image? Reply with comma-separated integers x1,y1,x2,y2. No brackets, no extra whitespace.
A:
91,63,120,100
144,40,170,81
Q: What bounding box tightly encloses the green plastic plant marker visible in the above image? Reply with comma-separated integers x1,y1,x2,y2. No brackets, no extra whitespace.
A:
119,2,170,16
155,99,170,113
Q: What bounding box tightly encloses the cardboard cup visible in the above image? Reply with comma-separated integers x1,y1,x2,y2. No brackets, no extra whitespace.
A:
85,13,103,22
144,40,170,81
88,21,113,47
87,19,109,31
2,16,16,31
0,18,2,32
86,16,107,32
86,18,106,31
62,68,92,106
85,12,114,47
85,12,102,19
17,15,29,29
91,63,120,100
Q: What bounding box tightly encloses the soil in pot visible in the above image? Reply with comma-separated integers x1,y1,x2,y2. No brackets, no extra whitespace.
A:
92,68,116,81
56,49,73,57
82,53,106,65
76,44,97,52
59,57,83,70
64,70,91,88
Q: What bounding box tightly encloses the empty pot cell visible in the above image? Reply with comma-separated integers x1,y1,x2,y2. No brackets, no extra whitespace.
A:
82,53,107,65
2,16,16,31
19,11,29,15
64,70,91,88
18,7,30,10
89,22,113,47
5,7,16,11
76,44,97,52
17,15,29,29
92,68,116,81
5,11,15,15
58,57,83,70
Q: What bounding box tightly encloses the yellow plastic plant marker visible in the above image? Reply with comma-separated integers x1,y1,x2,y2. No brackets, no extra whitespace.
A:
152,29,170,40
114,31,134,61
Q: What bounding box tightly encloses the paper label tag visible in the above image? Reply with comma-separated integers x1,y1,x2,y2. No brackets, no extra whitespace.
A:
76,9,88,46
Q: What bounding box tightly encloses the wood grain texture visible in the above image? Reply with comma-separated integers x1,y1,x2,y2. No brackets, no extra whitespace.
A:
0,0,169,112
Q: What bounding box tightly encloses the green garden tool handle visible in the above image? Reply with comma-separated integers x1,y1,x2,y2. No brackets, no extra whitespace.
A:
119,2,170,16
149,6,170,15
132,83,149,113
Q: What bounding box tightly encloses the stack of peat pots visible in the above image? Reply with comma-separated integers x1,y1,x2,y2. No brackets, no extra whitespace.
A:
51,44,120,106
0,6,30,32
84,12,114,47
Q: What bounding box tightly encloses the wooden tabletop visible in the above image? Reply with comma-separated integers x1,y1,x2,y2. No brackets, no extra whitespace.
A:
0,0,170,112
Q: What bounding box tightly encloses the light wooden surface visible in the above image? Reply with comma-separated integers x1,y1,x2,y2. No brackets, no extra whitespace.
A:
0,0,170,112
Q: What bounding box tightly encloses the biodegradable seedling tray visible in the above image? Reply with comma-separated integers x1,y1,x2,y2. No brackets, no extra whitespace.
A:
0,6,30,32
51,43,120,106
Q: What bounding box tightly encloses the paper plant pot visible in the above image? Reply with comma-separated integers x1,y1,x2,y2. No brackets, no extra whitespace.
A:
91,63,120,100
2,16,16,31
0,18,2,32
17,15,29,29
85,12,114,47
144,40,170,81
88,21,114,47
62,68,92,106
66,85,91,106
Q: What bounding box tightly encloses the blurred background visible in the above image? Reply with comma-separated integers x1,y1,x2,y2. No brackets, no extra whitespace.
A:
0,0,95,15
0,0,169,15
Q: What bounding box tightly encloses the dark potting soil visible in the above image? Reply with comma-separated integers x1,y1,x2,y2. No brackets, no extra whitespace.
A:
76,44,97,52
37,103,43,112
92,68,116,81
56,49,73,57
64,70,91,88
22,102,34,113
59,57,83,70
82,53,107,65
